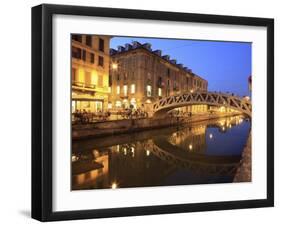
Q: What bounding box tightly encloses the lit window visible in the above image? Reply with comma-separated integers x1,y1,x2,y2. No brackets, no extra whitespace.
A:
115,101,121,107
131,84,135,94
158,88,162,97
147,85,152,97
108,103,112,109
123,85,128,96
130,98,136,109
108,87,111,93
116,86,120,94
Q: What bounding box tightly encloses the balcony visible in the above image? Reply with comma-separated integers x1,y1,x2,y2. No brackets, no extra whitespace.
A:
72,81,96,89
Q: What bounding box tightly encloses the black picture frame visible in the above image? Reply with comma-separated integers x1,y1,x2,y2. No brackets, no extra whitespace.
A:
32,4,274,222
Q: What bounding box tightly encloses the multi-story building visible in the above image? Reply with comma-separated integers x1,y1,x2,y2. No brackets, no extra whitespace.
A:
109,41,208,113
71,34,111,113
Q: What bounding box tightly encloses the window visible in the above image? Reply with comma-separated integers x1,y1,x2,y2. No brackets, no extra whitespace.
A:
72,68,77,82
82,50,86,61
116,86,120,94
72,46,81,59
117,74,120,81
124,73,128,80
98,74,103,87
72,34,82,42
115,101,121,108
85,71,91,86
147,85,152,97
167,68,170,77
86,35,92,47
130,98,136,109
98,56,104,67
158,77,163,87
131,84,135,94
123,85,128,96
90,53,95,64
99,38,104,52
158,88,162,97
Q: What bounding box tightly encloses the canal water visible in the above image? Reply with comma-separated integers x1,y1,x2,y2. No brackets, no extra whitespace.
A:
72,115,251,190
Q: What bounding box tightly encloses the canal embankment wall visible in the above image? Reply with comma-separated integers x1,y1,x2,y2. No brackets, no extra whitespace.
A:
234,131,252,182
72,112,242,140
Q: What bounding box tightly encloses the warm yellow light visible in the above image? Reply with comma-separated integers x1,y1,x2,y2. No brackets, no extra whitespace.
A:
123,85,128,96
158,88,162,97
222,126,225,131
71,155,78,162
189,144,193,150
146,150,150,156
112,63,118,70
131,84,135,94
116,86,120,94
146,85,152,97
190,89,194,93
111,182,118,189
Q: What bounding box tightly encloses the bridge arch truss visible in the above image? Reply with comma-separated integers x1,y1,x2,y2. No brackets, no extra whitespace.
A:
153,92,251,117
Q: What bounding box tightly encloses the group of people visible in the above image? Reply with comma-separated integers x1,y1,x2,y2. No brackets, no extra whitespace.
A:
72,109,111,124
72,107,149,124
118,108,148,119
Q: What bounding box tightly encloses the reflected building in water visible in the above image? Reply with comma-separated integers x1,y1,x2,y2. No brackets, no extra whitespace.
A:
72,115,249,190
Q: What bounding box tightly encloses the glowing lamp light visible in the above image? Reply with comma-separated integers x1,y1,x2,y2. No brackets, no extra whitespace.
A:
111,182,118,189
112,63,118,70
146,150,150,156
189,144,193,150
209,133,213,139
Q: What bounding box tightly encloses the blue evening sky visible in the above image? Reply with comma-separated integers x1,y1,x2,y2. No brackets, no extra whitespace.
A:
110,37,251,97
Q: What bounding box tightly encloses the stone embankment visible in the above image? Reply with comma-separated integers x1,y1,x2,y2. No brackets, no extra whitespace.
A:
72,112,241,140
234,131,252,182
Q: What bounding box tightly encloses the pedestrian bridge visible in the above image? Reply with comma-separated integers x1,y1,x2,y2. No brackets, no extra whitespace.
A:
153,91,251,118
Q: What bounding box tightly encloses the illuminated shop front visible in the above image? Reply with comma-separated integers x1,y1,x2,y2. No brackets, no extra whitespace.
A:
72,99,103,113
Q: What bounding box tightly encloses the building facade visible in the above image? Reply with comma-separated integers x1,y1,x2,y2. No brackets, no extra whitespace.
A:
71,34,111,113
109,41,208,113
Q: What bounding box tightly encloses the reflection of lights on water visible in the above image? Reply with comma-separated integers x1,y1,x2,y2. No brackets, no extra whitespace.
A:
222,126,225,131
189,144,193,150
229,124,232,128
111,182,118,189
209,133,213,139
146,150,150,156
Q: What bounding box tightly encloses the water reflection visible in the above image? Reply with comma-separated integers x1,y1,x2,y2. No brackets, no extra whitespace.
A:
72,115,251,190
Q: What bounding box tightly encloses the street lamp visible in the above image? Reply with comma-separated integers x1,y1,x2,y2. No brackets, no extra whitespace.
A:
112,63,118,70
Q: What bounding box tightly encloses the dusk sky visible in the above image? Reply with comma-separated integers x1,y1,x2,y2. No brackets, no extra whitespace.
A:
110,37,252,97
